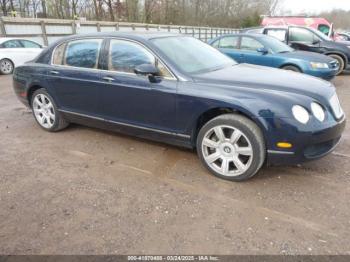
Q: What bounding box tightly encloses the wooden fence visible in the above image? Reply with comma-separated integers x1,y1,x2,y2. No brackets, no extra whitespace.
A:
0,17,240,45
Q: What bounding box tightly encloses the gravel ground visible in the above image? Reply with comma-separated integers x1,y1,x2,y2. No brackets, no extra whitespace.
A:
0,73,349,255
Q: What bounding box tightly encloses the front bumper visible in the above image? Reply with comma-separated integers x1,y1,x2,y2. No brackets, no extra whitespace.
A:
265,115,346,165
304,68,339,81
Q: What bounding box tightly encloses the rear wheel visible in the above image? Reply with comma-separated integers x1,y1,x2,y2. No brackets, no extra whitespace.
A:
196,114,265,181
328,54,345,75
0,59,14,75
31,88,69,132
281,65,301,73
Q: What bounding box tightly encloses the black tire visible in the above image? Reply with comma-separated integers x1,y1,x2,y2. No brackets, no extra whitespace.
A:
328,54,345,75
0,58,14,75
196,114,266,182
281,65,301,73
31,88,69,132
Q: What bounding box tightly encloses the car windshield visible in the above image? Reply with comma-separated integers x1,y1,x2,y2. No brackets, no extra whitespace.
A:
151,36,236,74
262,36,294,53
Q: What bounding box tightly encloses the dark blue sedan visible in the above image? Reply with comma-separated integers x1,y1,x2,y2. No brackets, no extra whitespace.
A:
13,32,346,181
209,34,339,80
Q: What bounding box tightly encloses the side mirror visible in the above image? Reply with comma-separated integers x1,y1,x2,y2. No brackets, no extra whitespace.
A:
134,64,161,83
257,47,268,55
312,39,321,45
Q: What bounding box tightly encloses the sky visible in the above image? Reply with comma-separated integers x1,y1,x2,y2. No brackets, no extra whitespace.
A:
280,0,350,14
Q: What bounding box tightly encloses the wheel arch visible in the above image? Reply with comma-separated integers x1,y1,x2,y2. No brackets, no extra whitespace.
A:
192,107,268,148
324,52,348,65
279,63,303,72
27,85,45,107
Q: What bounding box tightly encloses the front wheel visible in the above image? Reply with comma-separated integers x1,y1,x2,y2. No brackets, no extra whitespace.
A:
196,114,266,182
328,54,345,75
281,65,301,73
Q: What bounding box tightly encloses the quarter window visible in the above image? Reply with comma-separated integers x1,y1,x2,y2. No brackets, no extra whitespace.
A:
108,39,172,78
240,37,264,51
63,39,102,69
218,36,239,49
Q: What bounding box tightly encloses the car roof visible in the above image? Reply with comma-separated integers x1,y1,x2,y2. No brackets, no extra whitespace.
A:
56,31,182,42
0,37,41,44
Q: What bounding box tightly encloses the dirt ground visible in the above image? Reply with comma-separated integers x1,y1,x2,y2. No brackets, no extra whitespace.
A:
0,73,349,255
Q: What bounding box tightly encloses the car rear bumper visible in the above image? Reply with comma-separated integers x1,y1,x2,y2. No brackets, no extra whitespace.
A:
265,116,346,165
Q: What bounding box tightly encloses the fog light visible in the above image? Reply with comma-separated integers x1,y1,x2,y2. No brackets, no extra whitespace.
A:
277,142,292,149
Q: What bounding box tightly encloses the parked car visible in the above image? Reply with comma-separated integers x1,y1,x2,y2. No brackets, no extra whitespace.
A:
338,32,350,42
244,25,350,74
0,38,43,75
209,33,339,80
13,33,346,181
261,16,339,40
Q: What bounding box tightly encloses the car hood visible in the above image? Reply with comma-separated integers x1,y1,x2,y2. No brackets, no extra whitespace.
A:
278,50,334,63
193,64,335,101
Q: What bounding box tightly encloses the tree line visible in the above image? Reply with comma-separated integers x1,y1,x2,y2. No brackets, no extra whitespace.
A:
0,0,282,28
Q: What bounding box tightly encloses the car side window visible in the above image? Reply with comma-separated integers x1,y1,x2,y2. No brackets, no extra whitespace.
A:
289,28,318,44
2,40,22,48
108,39,172,78
20,40,41,48
265,29,287,42
240,37,264,52
218,36,239,49
52,43,67,65
63,39,102,69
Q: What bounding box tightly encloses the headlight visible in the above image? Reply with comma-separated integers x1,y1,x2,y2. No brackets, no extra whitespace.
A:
311,102,325,122
292,105,310,124
310,62,329,69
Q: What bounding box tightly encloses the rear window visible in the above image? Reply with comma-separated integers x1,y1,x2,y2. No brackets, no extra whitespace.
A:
52,39,102,69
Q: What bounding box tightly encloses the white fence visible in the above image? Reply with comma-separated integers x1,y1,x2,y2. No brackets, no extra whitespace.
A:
0,17,240,45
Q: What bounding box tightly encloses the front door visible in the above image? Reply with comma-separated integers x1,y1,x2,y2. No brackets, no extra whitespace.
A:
98,39,177,133
239,36,272,66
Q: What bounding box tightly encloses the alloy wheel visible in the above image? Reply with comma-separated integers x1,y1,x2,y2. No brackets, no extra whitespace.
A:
32,94,56,129
202,125,253,177
0,59,13,74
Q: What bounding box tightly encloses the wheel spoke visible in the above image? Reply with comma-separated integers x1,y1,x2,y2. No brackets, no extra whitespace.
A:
34,97,43,107
221,158,230,175
205,151,221,163
236,146,253,156
233,156,246,172
230,129,242,144
214,127,225,142
202,138,219,149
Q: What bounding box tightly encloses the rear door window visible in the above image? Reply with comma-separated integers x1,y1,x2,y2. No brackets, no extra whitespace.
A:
63,39,103,69
218,36,240,49
20,40,41,48
265,29,287,42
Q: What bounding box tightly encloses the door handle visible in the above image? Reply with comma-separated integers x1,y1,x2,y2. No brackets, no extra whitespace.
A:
103,76,115,82
50,70,59,75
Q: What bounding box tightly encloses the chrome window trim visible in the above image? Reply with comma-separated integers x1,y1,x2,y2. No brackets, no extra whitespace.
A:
59,109,191,139
50,36,178,81
267,150,294,155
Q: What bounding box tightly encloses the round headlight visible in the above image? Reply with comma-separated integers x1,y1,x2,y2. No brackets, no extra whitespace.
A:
311,102,325,122
292,105,310,124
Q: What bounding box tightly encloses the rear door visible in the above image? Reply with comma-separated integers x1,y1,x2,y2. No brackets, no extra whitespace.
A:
47,38,103,116
18,40,43,62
